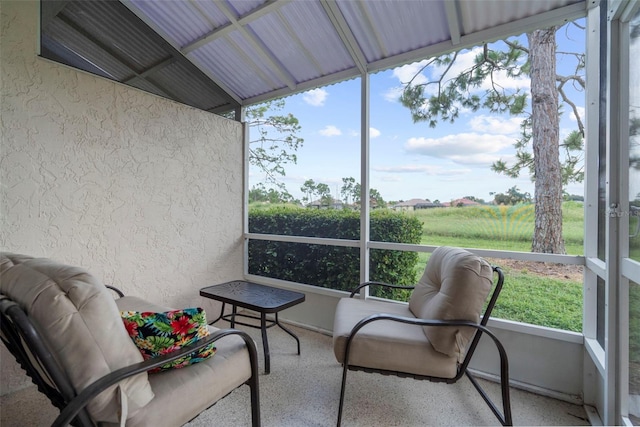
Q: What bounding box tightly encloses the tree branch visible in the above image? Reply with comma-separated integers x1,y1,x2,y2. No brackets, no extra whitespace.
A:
406,57,438,86
557,77,585,136
504,39,528,54
556,73,585,90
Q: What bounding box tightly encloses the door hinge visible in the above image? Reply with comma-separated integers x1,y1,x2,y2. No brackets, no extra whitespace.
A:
608,203,623,217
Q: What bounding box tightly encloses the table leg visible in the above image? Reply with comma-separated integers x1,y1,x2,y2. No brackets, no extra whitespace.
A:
261,312,270,374
231,305,237,328
275,313,301,355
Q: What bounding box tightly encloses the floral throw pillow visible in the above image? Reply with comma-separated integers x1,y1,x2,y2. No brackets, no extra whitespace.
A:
121,308,216,373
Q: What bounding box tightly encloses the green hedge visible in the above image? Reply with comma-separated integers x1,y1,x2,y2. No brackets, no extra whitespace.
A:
248,208,422,298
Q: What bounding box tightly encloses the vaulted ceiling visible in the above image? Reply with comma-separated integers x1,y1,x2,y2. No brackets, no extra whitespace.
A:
40,0,589,115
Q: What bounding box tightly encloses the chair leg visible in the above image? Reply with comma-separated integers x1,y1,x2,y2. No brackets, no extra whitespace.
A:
337,363,349,426
499,368,513,426
463,324,512,426
249,375,261,427
465,371,512,426
241,331,261,427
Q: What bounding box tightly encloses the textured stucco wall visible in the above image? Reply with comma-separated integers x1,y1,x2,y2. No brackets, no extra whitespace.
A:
0,1,244,394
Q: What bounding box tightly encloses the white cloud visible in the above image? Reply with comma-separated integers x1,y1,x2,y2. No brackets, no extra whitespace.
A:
383,86,404,102
378,175,402,182
376,165,433,173
393,60,430,85
448,152,516,166
404,133,515,166
374,164,471,176
319,125,342,137
345,128,381,138
468,115,522,135
303,88,328,106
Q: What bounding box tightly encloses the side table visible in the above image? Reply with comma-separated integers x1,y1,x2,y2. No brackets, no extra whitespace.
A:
200,280,306,374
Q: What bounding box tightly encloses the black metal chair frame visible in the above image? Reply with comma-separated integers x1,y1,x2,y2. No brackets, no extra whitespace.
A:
0,289,261,427
337,266,512,426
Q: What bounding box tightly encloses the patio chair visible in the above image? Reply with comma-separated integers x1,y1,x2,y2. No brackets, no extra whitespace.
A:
333,246,512,426
0,252,260,427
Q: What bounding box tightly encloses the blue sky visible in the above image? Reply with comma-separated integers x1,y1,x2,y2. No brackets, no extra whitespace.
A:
249,22,586,204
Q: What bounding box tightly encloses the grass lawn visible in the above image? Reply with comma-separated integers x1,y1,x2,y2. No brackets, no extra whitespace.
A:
413,202,584,255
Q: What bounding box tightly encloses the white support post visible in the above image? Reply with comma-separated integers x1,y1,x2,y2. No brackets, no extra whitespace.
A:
605,3,623,424
582,4,602,408
241,107,250,277
360,74,370,296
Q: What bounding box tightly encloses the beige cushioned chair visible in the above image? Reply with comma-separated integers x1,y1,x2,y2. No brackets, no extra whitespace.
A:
0,252,260,427
333,246,512,426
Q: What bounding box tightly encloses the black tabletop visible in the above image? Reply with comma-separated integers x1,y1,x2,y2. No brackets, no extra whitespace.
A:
200,281,305,313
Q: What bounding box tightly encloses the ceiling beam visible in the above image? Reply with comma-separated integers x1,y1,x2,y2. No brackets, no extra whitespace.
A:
355,1,387,58
120,0,243,105
221,31,284,90
54,12,193,102
122,57,176,84
215,0,297,90
182,0,291,55
319,0,367,75
274,9,326,74
444,0,462,45
54,14,143,79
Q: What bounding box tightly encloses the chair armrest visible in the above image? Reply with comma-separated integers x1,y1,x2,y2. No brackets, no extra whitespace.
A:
349,281,415,298
348,314,503,351
349,313,489,334
343,313,509,382
104,285,124,298
52,328,259,427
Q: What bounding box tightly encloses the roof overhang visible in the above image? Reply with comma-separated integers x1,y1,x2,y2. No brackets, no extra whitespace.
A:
40,0,593,113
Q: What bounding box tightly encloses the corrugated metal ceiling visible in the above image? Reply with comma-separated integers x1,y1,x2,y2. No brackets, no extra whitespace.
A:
40,0,589,114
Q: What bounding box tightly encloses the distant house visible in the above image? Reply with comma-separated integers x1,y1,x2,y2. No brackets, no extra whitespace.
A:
442,198,481,207
352,197,383,210
308,198,343,210
415,201,445,209
392,198,430,211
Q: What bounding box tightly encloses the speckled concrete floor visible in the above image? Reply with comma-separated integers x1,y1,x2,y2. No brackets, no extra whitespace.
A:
1,321,592,426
